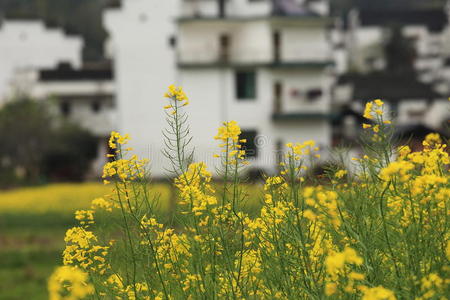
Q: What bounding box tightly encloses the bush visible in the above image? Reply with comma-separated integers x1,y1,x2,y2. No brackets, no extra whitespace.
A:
0,98,98,185
49,89,449,300
43,124,98,182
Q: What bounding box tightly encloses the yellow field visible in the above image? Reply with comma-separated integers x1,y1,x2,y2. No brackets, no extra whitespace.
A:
0,183,173,215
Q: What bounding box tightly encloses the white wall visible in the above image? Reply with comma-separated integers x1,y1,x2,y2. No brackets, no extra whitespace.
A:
180,67,331,174
273,69,330,113
179,20,273,64
104,0,178,176
105,0,331,177
179,19,331,65
181,0,271,18
0,20,82,102
424,99,450,129
281,26,330,61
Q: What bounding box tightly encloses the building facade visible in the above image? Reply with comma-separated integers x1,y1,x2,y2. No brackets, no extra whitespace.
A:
0,20,83,103
332,6,450,146
104,0,333,177
10,62,116,176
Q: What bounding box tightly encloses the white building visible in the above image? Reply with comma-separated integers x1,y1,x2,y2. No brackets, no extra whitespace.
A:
331,7,450,141
0,20,83,103
10,63,116,176
104,0,333,177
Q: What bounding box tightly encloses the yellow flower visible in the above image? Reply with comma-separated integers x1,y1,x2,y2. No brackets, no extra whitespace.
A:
363,101,374,119
48,266,94,300
164,84,189,108
74,210,95,227
214,121,247,161
349,272,365,280
325,282,337,296
91,198,113,212
108,131,130,150
215,121,241,143
361,286,396,300
335,169,347,179
374,99,384,106
303,209,317,221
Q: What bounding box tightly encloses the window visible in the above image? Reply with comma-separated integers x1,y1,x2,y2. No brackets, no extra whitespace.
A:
306,88,322,101
273,81,283,113
168,35,177,48
273,30,281,63
60,101,71,117
91,101,101,113
235,70,256,100
219,34,230,62
240,130,258,158
275,139,283,171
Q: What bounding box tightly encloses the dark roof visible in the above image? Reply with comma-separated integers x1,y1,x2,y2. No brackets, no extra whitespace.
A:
338,72,443,101
444,57,450,66
358,9,447,32
39,63,113,82
272,0,320,17
331,105,368,126
272,112,332,121
394,124,449,140
178,60,332,69
104,0,122,9
1,15,81,37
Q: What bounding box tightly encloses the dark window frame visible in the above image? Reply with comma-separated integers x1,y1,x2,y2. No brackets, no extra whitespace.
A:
60,101,71,117
235,70,257,100
240,130,258,158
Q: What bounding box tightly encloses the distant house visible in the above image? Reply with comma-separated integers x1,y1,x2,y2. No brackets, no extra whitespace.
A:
331,4,450,147
104,0,333,177
11,62,116,177
393,124,449,152
0,19,82,103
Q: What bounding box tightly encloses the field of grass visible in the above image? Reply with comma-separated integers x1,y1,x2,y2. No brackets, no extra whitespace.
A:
0,183,173,300
0,182,262,299
3,96,449,299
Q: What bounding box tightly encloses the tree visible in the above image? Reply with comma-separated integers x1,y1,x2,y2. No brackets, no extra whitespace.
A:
0,97,98,186
43,124,98,181
0,98,52,183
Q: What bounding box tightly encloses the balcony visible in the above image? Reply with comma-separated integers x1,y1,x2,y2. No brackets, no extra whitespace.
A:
180,0,329,20
272,86,331,122
271,112,331,121
177,46,332,69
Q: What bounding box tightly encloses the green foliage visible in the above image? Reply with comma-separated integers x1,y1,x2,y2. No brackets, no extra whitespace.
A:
0,98,52,185
0,98,98,185
48,90,449,299
43,124,98,182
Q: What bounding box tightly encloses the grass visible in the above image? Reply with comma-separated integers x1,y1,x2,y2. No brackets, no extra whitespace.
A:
0,182,262,299
0,226,66,300
0,183,169,300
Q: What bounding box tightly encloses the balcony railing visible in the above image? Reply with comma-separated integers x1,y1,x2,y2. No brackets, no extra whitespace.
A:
177,48,332,68
180,0,328,19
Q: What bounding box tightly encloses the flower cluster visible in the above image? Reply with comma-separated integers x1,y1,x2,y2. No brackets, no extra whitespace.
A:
48,266,94,300
214,121,247,164
49,87,449,300
164,84,189,112
363,99,384,120
63,227,109,275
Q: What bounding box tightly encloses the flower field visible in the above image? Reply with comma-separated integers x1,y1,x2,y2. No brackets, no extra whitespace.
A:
46,88,449,300
0,183,173,300
0,183,112,215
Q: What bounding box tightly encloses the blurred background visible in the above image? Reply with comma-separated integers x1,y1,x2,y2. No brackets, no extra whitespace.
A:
0,0,449,299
